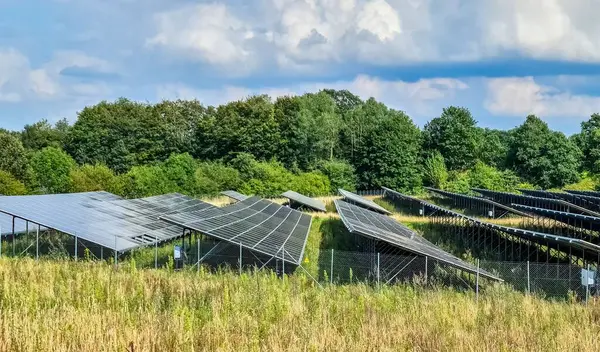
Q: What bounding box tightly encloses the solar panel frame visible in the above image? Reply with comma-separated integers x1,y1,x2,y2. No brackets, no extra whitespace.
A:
160,196,312,265
424,187,532,218
220,190,249,202
0,192,216,251
511,204,600,234
338,189,391,215
384,187,600,254
566,190,600,198
335,199,502,281
281,190,327,212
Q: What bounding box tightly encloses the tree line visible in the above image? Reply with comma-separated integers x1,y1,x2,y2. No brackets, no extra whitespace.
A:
0,89,598,198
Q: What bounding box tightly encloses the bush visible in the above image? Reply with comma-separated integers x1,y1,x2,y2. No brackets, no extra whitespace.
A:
423,151,448,189
0,170,27,195
292,171,331,196
28,147,76,193
70,164,121,193
317,159,356,193
121,165,177,198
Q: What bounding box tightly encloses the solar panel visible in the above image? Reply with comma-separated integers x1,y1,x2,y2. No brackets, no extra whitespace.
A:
160,196,312,265
281,190,326,212
566,190,600,197
425,187,531,218
473,188,600,217
384,187,600,255
520,189,600,210
511,204,600,234
334,200,501,281
0,192,215,251
0,192,120,236
338,189,391,215
220,190,249,202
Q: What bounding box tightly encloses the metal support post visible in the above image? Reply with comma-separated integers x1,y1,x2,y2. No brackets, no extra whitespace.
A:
74,234,78,261
527,261,530,294
114,236,118,268
12,217,15,257
586,264,591,305
239,242,243,275
377,252,380,289
154,236,158,269
282,244,285,276
197,235,201,272
330,249,334,284
476,259,480,302
100,247,103,260
36,225,39,260
425,256,428,285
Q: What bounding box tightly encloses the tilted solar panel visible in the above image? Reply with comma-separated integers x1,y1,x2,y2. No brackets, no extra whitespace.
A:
0,192,215,251
334,200,501,281
338,189,391,215
220,190,249,202
425,187,531,218
511,204,600,233
160,196,312,265
566,190,600,198
281,190,327,212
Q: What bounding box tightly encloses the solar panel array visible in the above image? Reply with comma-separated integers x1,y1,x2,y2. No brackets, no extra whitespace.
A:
0,192,120,236
511,204,600,233
384,187,600,255
0,192,215,251
425,187,531,218
338,189,391,215
220,190,249,202
566,190,600,197
281,190,327,212
519,189,600,212
335,199,501,281
161,196,312,265
473,188,600,217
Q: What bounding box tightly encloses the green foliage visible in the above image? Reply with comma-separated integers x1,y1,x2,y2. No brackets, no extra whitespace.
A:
477,128,510,168
161,153,198,192
467,161,520,192
70,164,121,193
195,95,280,162
21,118,70,151
0,132,28,180
0,170,27,195
28,147,76,193
354,107,422,192
196,161,242,192
291,171,331,197
316,159,357,192
423,151,448,189
121,165,176,198
578,114,600,173
507,115,581,189
563,173,598,191
423,106,479,171
444,171,471,194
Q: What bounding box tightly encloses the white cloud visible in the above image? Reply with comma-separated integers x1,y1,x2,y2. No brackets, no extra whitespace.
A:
0,48,114,103
156,74,469,120
146,0,600,74
485,76,600,118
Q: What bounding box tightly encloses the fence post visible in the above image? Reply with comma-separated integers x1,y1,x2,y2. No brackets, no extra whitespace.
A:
36,225,39,261
476,259,480,302
586,264,591,305
330,249,334,284
425,256,428,285
154,236,158,269
377,252,380,289
239,242,243,275
527,261,530,294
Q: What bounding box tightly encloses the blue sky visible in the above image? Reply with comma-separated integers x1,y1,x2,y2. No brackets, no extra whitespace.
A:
2,0,600,135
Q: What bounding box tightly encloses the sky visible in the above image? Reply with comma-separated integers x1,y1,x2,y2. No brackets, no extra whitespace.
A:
2,0,600,135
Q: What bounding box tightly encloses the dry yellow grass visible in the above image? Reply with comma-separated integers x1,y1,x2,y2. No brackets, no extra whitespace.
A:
0,259,599,351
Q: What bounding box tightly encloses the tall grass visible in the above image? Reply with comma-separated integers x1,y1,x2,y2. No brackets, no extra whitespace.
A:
0,258,599,351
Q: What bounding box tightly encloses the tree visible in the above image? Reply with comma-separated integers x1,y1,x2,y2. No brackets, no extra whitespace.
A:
423,106,480,171
341,98,387,164
21,118,70,150
66,98,207,173
0,170,27,195
354,108,422,192
578,114,600,173
70,164,121,193
29,147,76,193
477,128,510,169
423,151,448,189
0,132,28,180
195,95,280,162
161,153,198,194
507,115,581,188
317,159,357,192
120,165,177,198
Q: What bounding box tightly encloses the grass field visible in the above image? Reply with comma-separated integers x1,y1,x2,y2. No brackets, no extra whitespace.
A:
0,258,599,351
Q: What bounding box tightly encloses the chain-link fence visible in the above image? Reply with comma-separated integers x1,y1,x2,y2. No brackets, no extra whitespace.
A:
3,231,598,302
